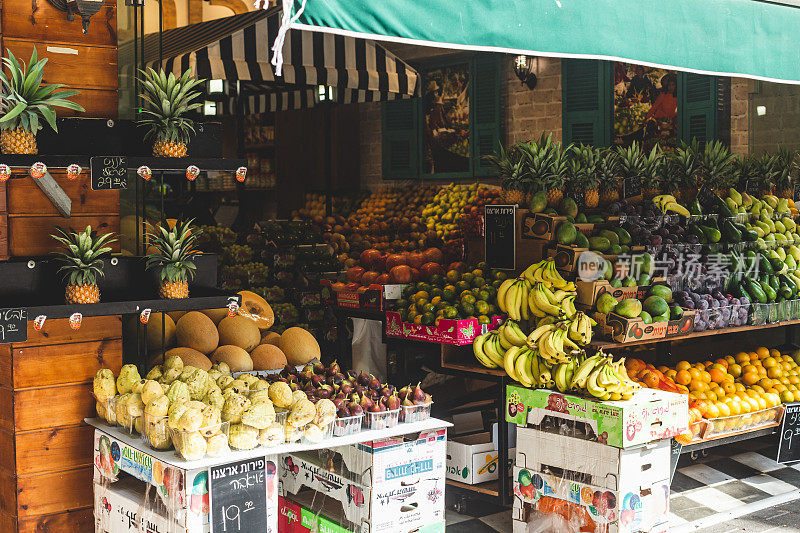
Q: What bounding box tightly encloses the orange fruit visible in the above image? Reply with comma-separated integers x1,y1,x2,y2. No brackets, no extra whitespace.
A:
689,379,707,392
725,398,742,416
734,383,746,392
756,396,768,410
700,370,712,383
706,390,718,401
750,385,766,394
725,355,736,365
675,361,691,371
763,357,778,369
789,375,800,385
756,346,770,359
765,393,781,408
728,363,742,378
714,358,729,369
702,360,714,368
704,403,720,419
781,390,795,403
688,368,702,381
741,372,759,386
665,369,678,381
642,372,659,389
774,383,788,393
757,378,774,389
675,370,692,386
722,381,736,395
734,352,750,364
768,366,784,379
708,368,727,383
739,400,752,414
771,348,782,359
741,364,758,375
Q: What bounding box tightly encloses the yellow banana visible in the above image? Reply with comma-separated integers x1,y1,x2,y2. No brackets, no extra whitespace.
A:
561,294,577,319
473,334,499,368
529,350,541,387
498,324,513,350
526,323,554,349
483,334,506,367
515,349,535,387
496,279,514,314
570,354,604,389
586,362,611,399
554,363,569,392
520,281,531,321
504,346,522,382
504,321,528,346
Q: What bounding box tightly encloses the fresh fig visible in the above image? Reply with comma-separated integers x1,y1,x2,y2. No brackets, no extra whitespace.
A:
327,360,341,377
412,382,427,405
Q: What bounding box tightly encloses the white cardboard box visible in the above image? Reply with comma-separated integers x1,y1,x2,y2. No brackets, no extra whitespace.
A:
280,427,447,533
446,432,515,485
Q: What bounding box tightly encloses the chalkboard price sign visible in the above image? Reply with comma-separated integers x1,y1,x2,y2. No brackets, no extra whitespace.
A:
669,438,682,483
485,205,516,270
209,458,267,533
0,308,27,344
746,179,760,195
777,402,800,463
90,156,128,190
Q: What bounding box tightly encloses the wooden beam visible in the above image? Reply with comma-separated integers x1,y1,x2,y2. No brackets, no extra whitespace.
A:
32,172,71,218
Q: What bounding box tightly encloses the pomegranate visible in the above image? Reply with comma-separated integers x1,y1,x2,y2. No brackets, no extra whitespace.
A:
346,266,365,283
389,265,413,284
360,271,380,285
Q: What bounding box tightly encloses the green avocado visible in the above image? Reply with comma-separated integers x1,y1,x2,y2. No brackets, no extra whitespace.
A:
647,284,673,302
574,231,590,249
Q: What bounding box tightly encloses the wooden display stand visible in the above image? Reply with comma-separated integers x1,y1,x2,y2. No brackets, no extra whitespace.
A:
0,316,122,532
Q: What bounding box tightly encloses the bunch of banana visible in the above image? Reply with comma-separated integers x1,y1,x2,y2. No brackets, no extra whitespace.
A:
529,282,577,319
567,311,596,345
521,259,576,292
525,322,580,364
561,351,641,400
652,194,690,217
497,277,533,322
497,320,528,348
473,329,554,388
473,330,506,369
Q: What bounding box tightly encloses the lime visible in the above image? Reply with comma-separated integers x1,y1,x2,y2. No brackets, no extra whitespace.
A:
422,303,436,314
444,306,459,319
430,296,442,306
460,302,475,316
446,270,460,283
442,288,456,301
461,293,477,306
422,312,435,326
413,291,429,301
415,297,429,308
475,300,490,315
472,276,486,288
457,280,471,293
418,282,432,294
477,315,491,325
486,303,497,315
478,289,491,302
492,269,508,281
492,279,505,289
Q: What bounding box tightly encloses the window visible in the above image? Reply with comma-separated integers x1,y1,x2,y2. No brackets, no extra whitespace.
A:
562,59,722,148
382,54,502,180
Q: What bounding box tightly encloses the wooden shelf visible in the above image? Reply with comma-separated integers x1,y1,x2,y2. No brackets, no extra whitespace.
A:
446,479,499,497
681,423,780,453
591,319,800,349
441,359,507,378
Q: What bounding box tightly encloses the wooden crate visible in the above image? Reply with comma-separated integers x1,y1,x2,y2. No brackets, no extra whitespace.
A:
0,316,122,530
2,0,117,46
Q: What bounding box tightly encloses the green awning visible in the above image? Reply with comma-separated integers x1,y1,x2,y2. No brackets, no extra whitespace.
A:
280,0,800,84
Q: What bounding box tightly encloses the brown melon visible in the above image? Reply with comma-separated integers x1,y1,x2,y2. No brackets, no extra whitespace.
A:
250,344,288,370
176,311,220,355
237,290,274,330
260,331,281,346
212,345,254,372
217,315,261,352
278,327,321,366
201,308,228,325
165,347,212,371
146,312,176,351
167,311,186,323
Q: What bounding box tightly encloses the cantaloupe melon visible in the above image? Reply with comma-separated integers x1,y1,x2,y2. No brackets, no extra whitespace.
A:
217,316,261,352
165,347,212,370
201,308,228,325
238,290,274,330
250,344,288,370
167,311,186,323
146,313,177,351
176,311,219,355
212,345,253,372
278,327,320,366
260,331,281,346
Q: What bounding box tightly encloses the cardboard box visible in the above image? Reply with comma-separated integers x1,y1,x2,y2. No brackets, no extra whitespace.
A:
575,279,667,308
446,432,515,484
93,428,280,532
520,212,594,243
505,386,688,448
552,245,618,276
602,311,695,343
385,311,503,345
279,428,447,533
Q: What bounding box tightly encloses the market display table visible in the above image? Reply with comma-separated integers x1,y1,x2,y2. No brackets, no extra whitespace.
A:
87,417,451,533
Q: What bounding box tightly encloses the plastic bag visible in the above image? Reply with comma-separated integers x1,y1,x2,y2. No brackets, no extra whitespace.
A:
351,318,387,381
526,511,580,533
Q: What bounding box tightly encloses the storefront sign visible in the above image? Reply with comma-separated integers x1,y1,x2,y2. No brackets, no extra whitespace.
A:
209,458,268,533
0,307,27,343
485,205,515,270
91,156,128,190
777,402,800,463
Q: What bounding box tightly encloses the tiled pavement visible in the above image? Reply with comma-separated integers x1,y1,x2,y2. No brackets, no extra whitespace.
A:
445,436,800,532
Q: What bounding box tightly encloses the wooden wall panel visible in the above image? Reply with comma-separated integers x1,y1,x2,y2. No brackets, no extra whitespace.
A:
11,339,122,389
19,316,122,347
14,425,93,477
7,173,119,216
0,214,8,261
0,346,11,403
13,383,94,432
17,507,94,533
3,39,117,91
2,0,117,46
0,429,14,475
8,215,121,257
64,88,119,118
15,466,94,519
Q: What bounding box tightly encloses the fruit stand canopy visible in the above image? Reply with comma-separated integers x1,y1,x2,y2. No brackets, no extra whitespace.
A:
278,0,800,84
137,7,419,112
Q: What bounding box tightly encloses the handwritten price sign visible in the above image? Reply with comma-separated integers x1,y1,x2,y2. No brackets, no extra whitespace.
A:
209,458,267,532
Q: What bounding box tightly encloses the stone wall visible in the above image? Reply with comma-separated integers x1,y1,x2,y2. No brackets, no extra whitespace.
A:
749,81,800,155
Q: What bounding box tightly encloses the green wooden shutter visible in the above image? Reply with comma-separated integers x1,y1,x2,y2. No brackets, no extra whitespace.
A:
382,98,419,179
472,54,502,177
562,59,612,146
678,73,718,146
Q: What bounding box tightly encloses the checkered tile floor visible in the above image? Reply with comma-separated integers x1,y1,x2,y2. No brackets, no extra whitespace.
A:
445,436,800,532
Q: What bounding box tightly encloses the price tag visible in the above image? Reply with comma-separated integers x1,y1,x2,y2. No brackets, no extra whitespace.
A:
0,308,27,343
669,438,682,483
90,156,128,190
777,402,800,463
209,458,268,533
485,205,516,271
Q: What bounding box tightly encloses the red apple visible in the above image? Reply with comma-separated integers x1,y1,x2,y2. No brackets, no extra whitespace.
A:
420,262,444,280
385,253,407,270
373,253,388,272
376,273,391,285
407,252,425,270
389,265,413,284
360,249,382,269
346,266,365,283
423,247,444,265
360,270,380,285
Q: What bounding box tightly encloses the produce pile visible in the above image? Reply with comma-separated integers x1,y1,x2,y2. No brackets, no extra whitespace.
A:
93,355,432,460
340,246,447,289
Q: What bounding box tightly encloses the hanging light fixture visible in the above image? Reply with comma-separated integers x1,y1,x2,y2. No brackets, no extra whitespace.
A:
513,55,538,90
46,0,104,33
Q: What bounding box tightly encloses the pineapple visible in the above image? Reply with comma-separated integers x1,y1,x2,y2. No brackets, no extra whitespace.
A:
641,145,663,200
51,226,116,304
598,149,620,205
0,48,84,154
138,68,204,158
774,147,796,198
698,140,736,195
616,142,646,202
671,144,699,201
569,144,600,209
146,219,199,299
519,134,566,207
485,143,528,206
756,153,779,197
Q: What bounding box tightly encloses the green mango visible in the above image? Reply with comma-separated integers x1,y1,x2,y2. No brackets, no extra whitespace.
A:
528,192,547,213
643,295,669,317
639,311,653,324
558,197,579,218
589,236,612,253
556,221,578,245
725,197,739,214
614,227,632,246
599,229,620,246
648,284,673,302
610,278,623,288
622,276,637,287
614,298,643,318
574,231,590,249
670,306,684,320
596,293,618,315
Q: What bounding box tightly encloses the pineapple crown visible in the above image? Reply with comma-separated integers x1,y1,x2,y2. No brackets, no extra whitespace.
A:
598,148,620,192
774,146,797,190
671,142,699,189
51,226,116,287
484,143,529,191
137,68,204,145
697,140,736,190
0,48,84,133
615,142,647,186
755,153,780,191
567,144,600,191
517,133,570,192
734,154,757,190
145,218,199,283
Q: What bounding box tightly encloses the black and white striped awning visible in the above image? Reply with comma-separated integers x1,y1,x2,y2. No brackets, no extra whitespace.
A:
137,7,418,112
